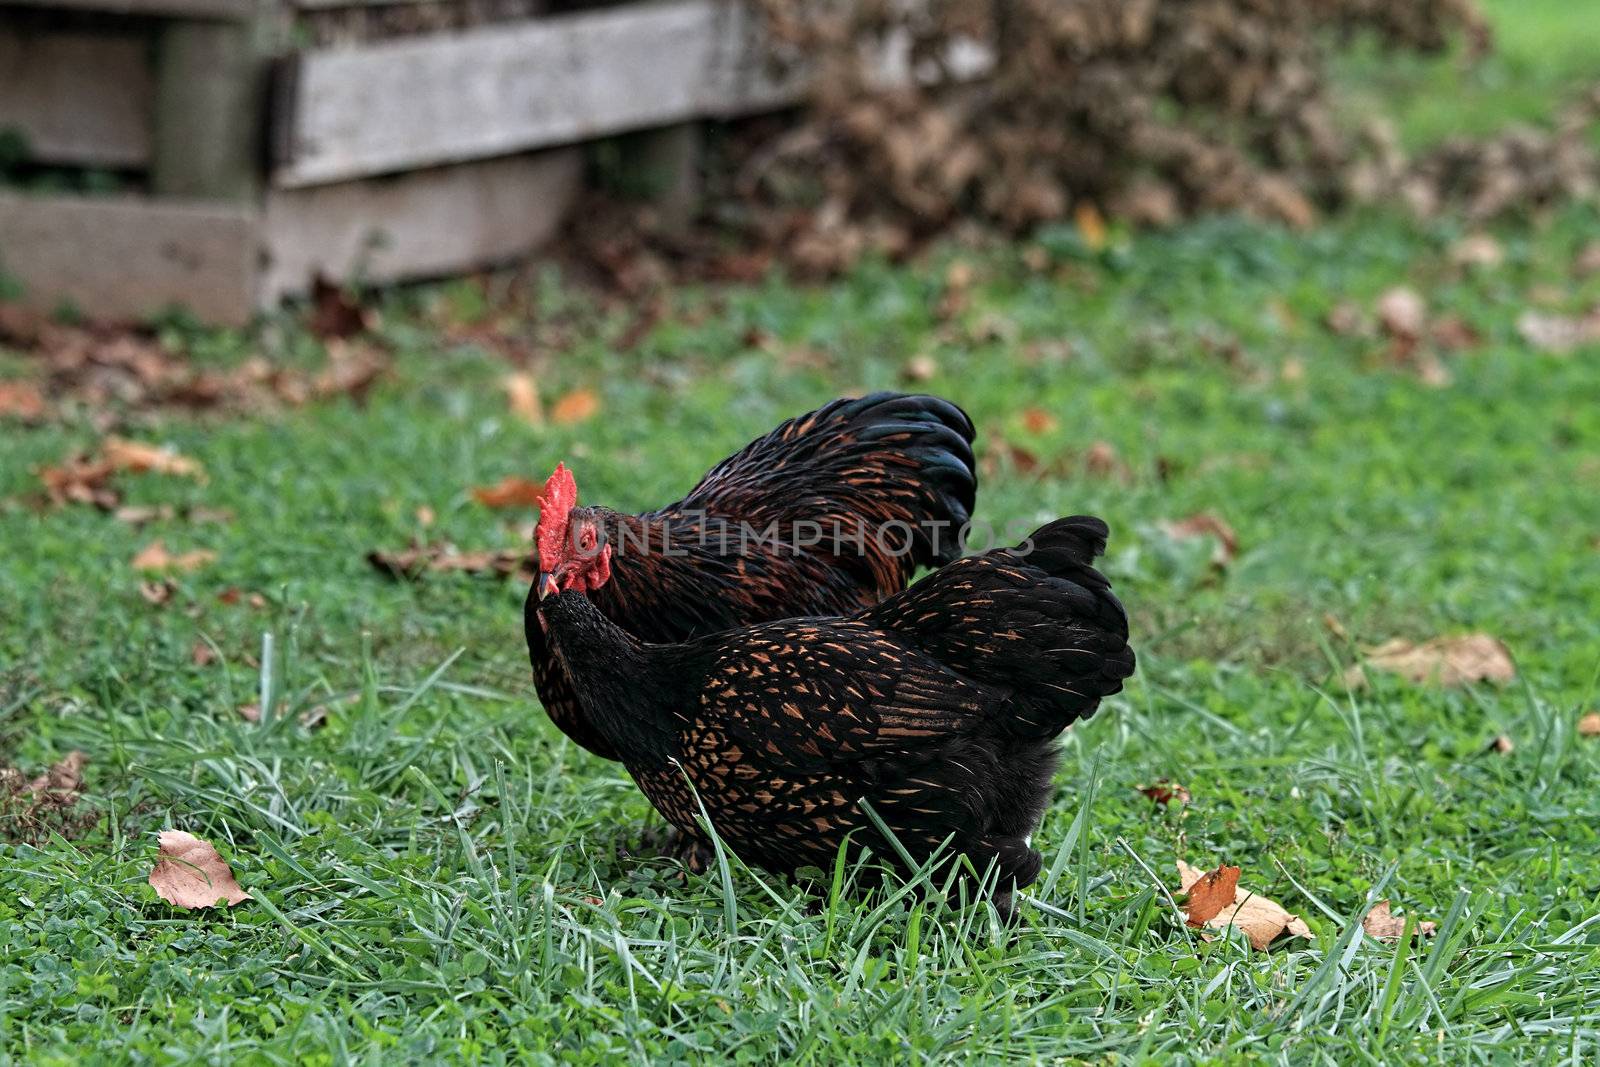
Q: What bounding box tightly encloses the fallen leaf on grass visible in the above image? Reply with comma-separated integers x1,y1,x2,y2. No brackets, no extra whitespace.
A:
1160,512,1239,567
1576,242,1600,279
367,543,533,581
1184,864,1241,927
502,372,543,425
1429,315,1481,352
139,580,175,606
1376,287,1427,341
1137,780,1191,807
551,388,601,425
21,750,86,803
0,380,46,420
2,751,92,845
191,641,216,667
114,504,175,526
237,703,261,723
1324,301,1370,338
472,476,546,510
1449,234,1503,269
1516,309,1600,355
1578,712,1600,737
1021,408,1058,434
132,541,216,574
1363,900,1437,941
1074,202,1108,251
1083,440,1132,481
149,830,251,909
901,354,938,383
39,437,205,511
309,274,375,340
1348,634,1514,688
102,437,204,479
1177,861,1313,951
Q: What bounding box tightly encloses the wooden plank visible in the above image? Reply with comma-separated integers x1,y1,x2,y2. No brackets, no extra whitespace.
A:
0,27,153,168
0,0,254,20
151,5,280,199
273,0,795,186
0,193,259,324
260,147,582,301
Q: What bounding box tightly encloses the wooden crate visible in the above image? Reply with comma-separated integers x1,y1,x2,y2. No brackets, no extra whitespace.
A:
0,0,985,324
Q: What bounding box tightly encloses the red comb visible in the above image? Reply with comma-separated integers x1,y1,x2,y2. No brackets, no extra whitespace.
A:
533,462,578,565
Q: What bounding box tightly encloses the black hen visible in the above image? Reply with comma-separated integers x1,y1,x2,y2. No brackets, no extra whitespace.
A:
532,517,1135,904
525,393,977,760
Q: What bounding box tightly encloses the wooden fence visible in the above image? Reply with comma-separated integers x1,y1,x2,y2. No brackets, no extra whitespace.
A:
1,0,967,323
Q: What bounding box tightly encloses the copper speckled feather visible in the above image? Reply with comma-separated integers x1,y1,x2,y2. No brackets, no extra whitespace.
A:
525,394,976,760
535,517,1135,904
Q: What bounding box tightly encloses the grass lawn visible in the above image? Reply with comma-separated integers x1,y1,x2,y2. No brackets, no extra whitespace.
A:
3,202,1599,1062
5,2,1600,1059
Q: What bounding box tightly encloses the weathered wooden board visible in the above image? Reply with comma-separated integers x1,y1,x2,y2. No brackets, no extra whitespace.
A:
260,147,582,300
272,0,795,186
0,28,153,168
0,193,259,324
0,0,253,19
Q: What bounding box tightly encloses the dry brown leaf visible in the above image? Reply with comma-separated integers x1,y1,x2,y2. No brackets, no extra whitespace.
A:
237,703,261,723
1177,861,1313,951
1450,234,1503,269
472,476,546,510
1184,864,1241,927
1413,351,1453,389
310,340,387,404
21,750,86,802
502,372,543,426
1376,287,1427,341
1083,440,1130,481
1356,634,1514,688
1137,780,1191,807
367,543,533,581
0,380,46,420
983,438,1043,477
132,541,216,574
944,259,975,291
1578,712,1600,737
1021,408,1058,434
1074,202,1107,251
1516,309,1600,355
309,273,374,340
114,504,176,526
39,456,120,510
149,830,251,909
1161,512,1239,567
139,580,175,606
103,437,204,480
191,641,217,667
1576,242,1600,279
1363,900,1438,941
1430,315,1481,352
901,354,938,383
1324,301,1369,337
551,388,601,425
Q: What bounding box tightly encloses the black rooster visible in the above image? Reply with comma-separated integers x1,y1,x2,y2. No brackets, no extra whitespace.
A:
532,517,1134,906
525,393,977,760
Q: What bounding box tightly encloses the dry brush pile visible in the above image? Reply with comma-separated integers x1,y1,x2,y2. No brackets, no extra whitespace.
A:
729,0,1596,272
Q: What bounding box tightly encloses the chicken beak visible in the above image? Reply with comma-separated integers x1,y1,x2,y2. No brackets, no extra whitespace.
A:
537,571,559,601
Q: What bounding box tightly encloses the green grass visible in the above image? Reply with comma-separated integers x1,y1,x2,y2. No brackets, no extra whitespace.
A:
1334,0,1600,150
3,201,1600,1062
